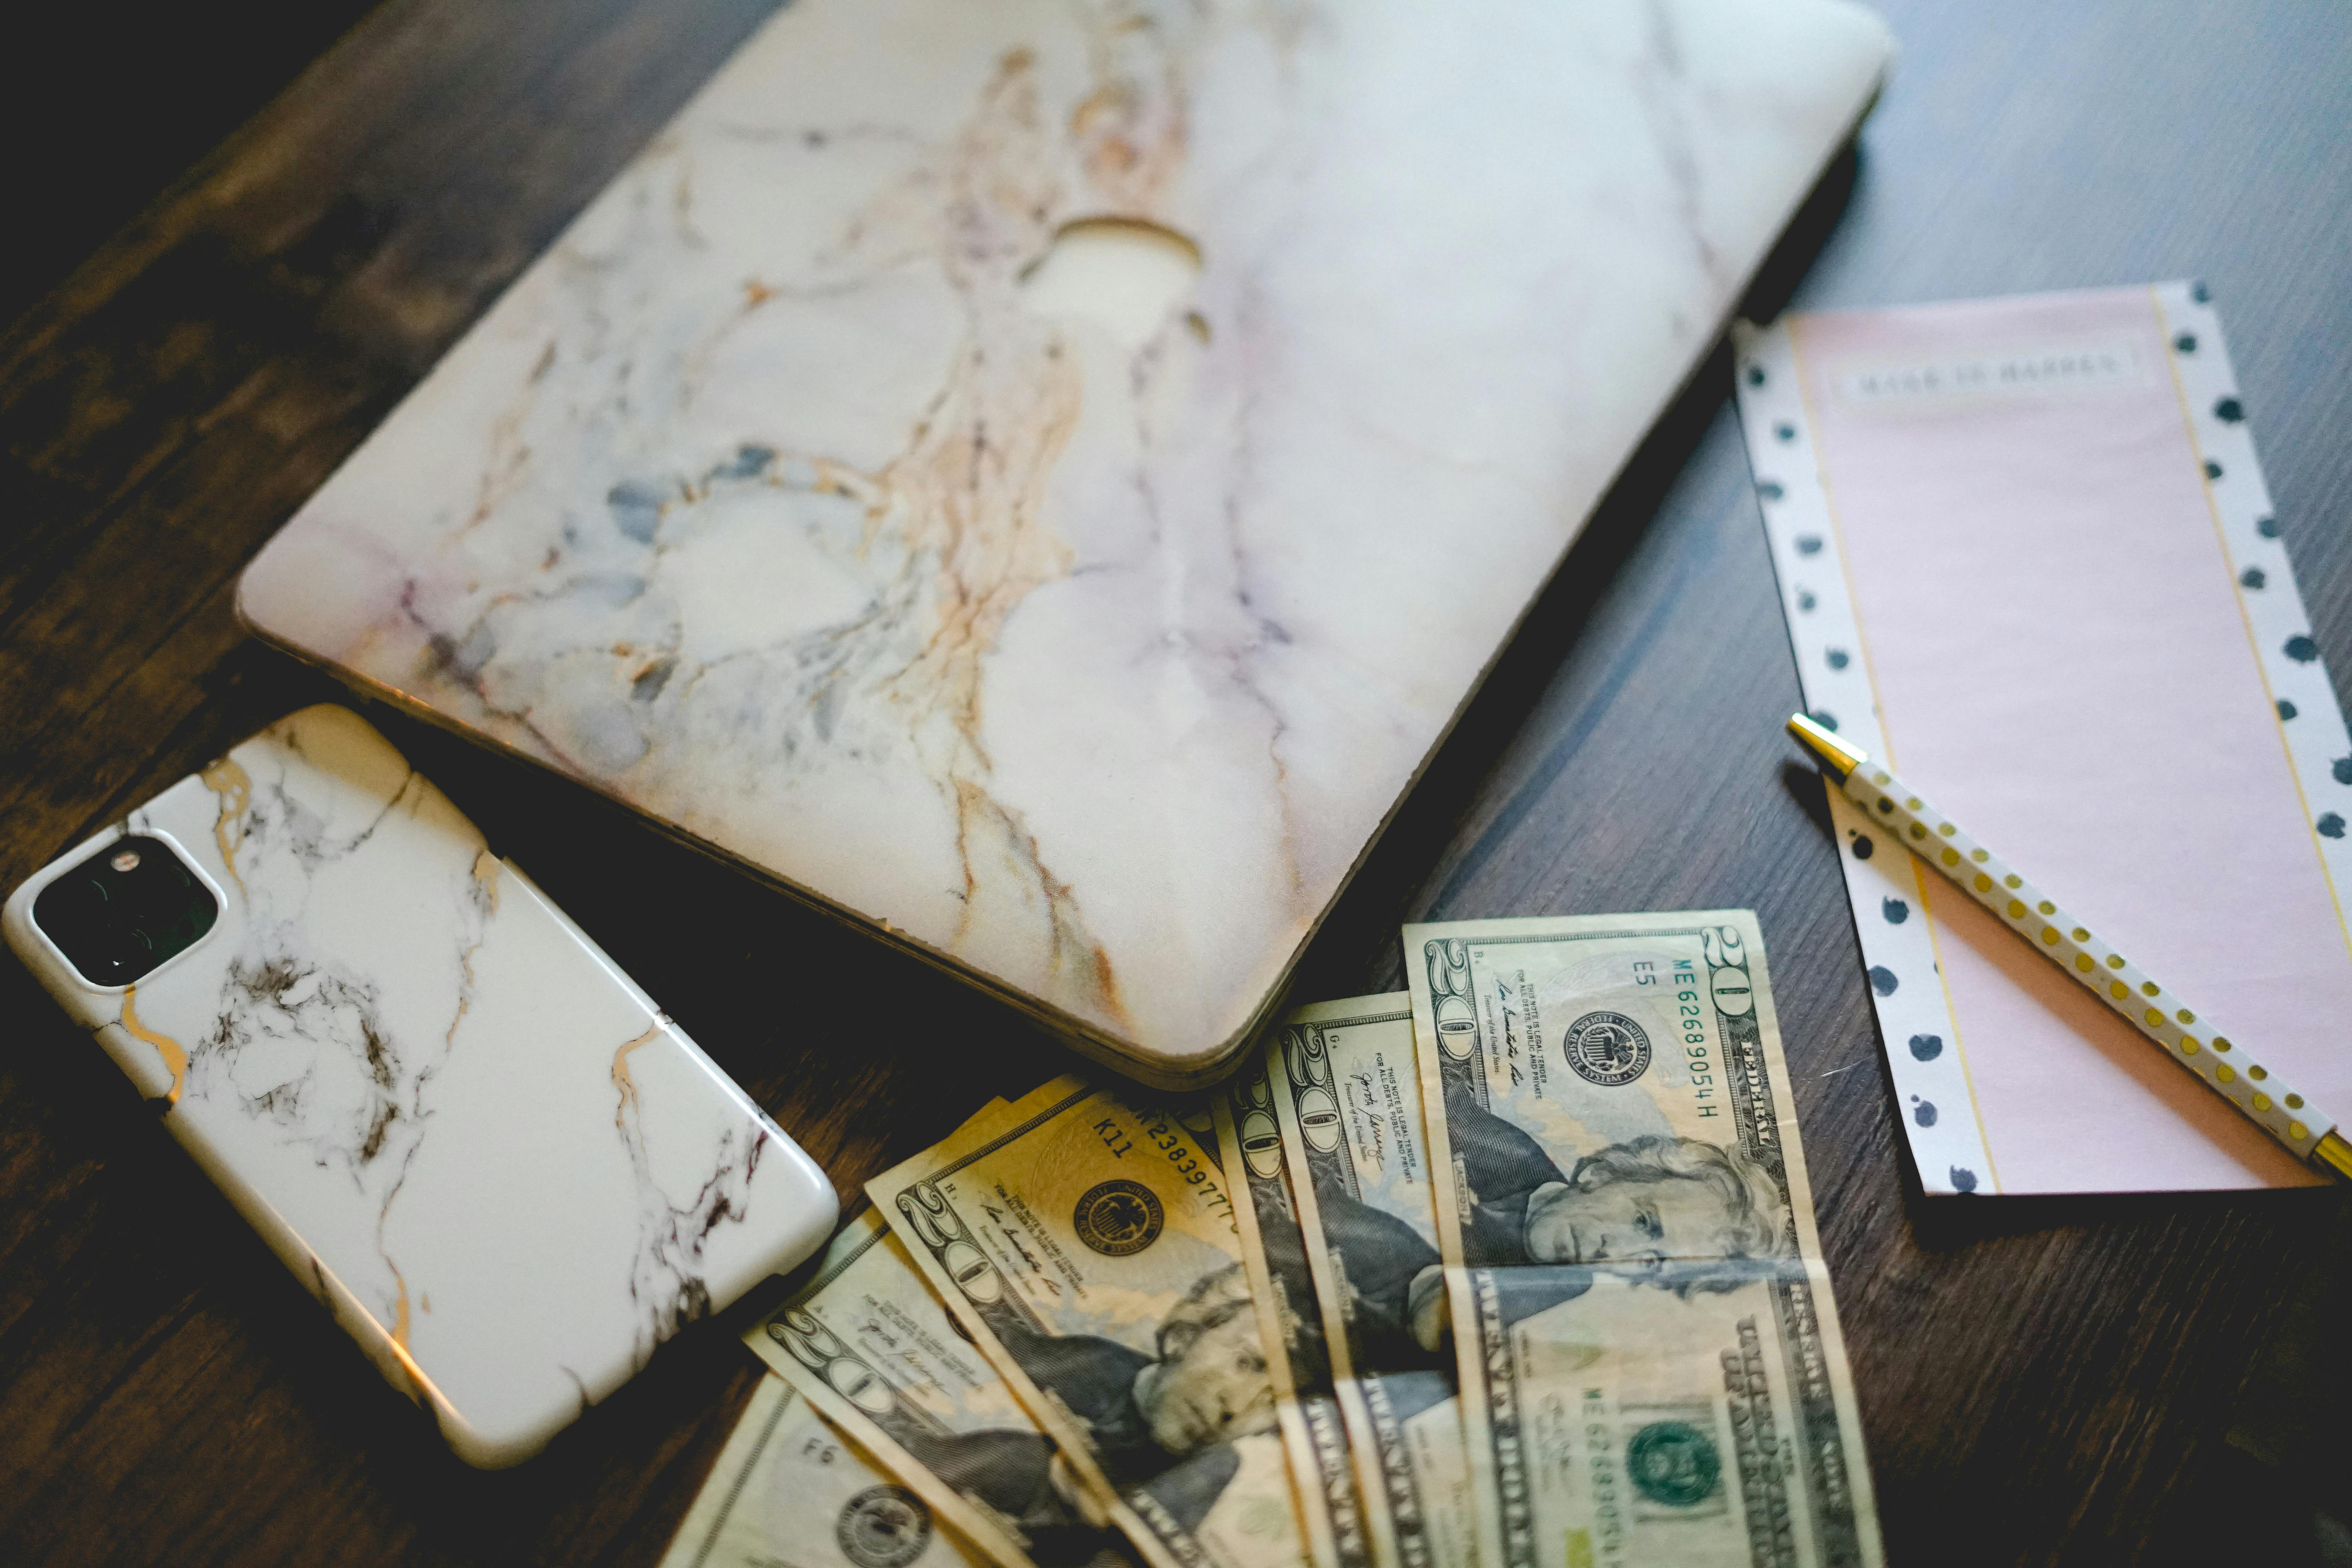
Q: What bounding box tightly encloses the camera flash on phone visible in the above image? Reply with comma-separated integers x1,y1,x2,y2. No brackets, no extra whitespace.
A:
110,849,142,873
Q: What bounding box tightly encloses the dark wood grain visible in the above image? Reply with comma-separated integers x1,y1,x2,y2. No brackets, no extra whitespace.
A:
3,2,2348,1563
0,3,386,321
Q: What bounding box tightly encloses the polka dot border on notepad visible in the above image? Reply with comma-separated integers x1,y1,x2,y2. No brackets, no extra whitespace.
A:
2159,279,2352,887
1731,314,1993,1196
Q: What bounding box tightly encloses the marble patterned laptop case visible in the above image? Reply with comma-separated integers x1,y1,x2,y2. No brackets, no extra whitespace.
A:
240,0,1893,1085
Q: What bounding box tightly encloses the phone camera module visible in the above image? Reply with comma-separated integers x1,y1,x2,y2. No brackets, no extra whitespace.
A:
33,835,220,988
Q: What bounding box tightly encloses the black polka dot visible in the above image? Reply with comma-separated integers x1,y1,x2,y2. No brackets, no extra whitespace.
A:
1913,1101,1938,1127
1758,481,1785,501
2192,281,2212,303
2332,757,2352,786
1950,1167,1980,1194
2285,635,2319,663
1775,422,1797,443
1908,1033,1943,1061
1826,649,1850,670
2214,396,2244,423
1882,897,1909,925
1869,965,1898,996
2205,459,2224,481
2174,333,2197,354
2241,566,2267,590
1810,710,1838,731
1746,364,1766,387
1795,535,1823,555
1797,590,1817,612
1852,835,1875,860
2320,813,2346,840
2257,516,2281,539
2280,699,2299,720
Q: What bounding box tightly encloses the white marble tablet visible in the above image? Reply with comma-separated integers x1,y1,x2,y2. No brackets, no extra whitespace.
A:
241,0,1892,1085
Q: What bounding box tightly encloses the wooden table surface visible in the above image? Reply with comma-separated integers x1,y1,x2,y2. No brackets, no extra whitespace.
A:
5,3,2350,1563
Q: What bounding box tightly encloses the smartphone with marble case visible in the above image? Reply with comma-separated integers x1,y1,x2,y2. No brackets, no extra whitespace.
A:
1,704,837,1467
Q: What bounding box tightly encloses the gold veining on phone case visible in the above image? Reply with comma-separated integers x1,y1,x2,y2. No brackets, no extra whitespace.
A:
442,850,502,1051
470,850,501,912
610,1020,664,1128
388,1257,415,1350
383,1321,452,1413
198,756,252,901
118,984,188,1107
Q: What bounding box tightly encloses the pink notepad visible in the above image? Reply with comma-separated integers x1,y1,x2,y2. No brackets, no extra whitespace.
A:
1736,285,2352,1194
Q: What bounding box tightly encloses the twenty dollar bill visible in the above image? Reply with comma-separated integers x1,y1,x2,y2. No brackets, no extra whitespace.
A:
660,1373,989,1568
1270,1001,1468,1568
750,1199,1129,1568
1405,911,1881,1568
1265,996,1476,1568
1211,1059,1373,1568
869,1077,1310,1568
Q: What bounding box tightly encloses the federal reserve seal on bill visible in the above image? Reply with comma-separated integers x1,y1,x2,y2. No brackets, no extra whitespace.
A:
1073,1179,1165,1256
1624,1419,1722,1511
1561,1010,1651,1085
837,1485,933,1568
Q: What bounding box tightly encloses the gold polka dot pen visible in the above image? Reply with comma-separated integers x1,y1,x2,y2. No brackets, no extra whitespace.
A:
1788,712,2352,1182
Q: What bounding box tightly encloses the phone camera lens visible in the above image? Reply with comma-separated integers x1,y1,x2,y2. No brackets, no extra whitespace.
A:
32,835,218,989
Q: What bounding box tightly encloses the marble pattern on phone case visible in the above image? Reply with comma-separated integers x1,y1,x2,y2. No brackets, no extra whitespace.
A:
240,0,1891,1073
91,708,802,1448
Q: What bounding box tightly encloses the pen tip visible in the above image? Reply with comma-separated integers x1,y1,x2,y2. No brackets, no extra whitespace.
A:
1786,713,1870,779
